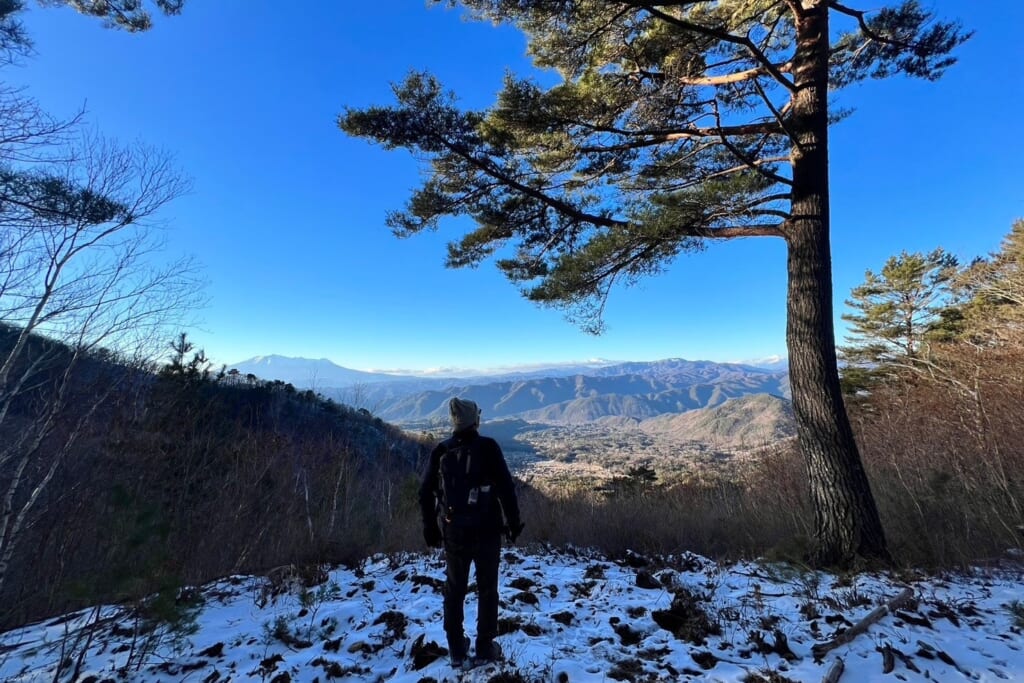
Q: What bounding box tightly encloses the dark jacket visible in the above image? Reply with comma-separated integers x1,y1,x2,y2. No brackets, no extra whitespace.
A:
419,427,520,535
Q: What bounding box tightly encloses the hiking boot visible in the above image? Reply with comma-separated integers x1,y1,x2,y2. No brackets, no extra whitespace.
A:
450,636,471,669
475,640,503,662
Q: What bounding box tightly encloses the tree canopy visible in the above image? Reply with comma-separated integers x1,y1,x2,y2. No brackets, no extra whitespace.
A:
342,0,967,331
839,223,1024,395
40,0,183,32
954,220,1024,344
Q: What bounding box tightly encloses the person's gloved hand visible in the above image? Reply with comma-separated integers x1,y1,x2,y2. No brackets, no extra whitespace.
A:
424,522,443,548
506,521,525,544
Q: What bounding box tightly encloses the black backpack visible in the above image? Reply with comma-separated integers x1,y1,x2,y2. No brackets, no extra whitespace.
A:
438,435,493,528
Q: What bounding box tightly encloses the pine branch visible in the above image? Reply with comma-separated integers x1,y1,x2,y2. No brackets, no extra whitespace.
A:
829,1,916,50
699,224,785,238
676,62,793,86
576,121,786,154
712,103,792,187
624,1,797,91
436,135,626,231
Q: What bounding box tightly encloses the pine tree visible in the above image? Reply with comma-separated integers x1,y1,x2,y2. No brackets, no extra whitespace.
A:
841,248,958,371
340,1,969,566
949,220,1024,344
976,220,1024,310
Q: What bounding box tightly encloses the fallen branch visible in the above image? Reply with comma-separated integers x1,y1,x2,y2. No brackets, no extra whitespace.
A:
822,656,844,683
812,587,914,660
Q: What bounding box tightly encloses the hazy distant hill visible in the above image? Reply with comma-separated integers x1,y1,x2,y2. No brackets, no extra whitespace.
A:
230,355,791,429
640,393,795,449
372,367,789,424
585,358,781,384
513,383,746,424
228,357,623,388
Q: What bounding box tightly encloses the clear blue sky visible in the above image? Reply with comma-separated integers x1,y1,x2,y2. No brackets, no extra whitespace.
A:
10,1,1023,372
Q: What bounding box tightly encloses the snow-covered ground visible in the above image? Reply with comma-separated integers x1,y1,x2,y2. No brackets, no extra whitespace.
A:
1,547,1021,682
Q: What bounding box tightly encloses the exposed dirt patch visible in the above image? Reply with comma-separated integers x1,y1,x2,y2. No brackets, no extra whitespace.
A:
651,588,721,645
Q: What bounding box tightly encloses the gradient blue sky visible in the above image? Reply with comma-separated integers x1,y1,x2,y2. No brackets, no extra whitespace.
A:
10,1,1023,372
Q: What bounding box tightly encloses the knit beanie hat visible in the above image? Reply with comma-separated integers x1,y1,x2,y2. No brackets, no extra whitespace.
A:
449,397,481,433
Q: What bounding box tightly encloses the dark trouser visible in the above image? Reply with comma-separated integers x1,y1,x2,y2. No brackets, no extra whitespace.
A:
443,526,501,657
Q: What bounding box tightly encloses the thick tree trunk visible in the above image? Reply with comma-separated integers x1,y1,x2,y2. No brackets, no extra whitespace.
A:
785,2,888,567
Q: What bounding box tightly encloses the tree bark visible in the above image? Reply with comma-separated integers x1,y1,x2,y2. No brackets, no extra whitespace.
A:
784,1,888,566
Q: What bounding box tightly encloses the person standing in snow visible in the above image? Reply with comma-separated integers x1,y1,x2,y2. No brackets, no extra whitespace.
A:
419,397,524,669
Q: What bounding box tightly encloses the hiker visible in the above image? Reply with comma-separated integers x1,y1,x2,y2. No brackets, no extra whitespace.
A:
419,397,524,669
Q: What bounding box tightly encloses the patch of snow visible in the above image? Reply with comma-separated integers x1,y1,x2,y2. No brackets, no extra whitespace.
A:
1,548,1021,682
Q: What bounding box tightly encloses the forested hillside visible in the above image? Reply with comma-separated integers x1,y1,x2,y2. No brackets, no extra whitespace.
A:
0,332,429,630
641,393,795,449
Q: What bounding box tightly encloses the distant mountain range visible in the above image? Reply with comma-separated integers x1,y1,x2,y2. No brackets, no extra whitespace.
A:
228,355,791,428
374,370,788,425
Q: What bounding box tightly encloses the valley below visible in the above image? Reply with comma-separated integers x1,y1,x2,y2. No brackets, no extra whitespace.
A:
400,389,796,491
502,421,774,490
234,355,797,489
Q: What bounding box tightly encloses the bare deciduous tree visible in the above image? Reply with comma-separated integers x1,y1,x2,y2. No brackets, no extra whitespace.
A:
0,110,200,593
